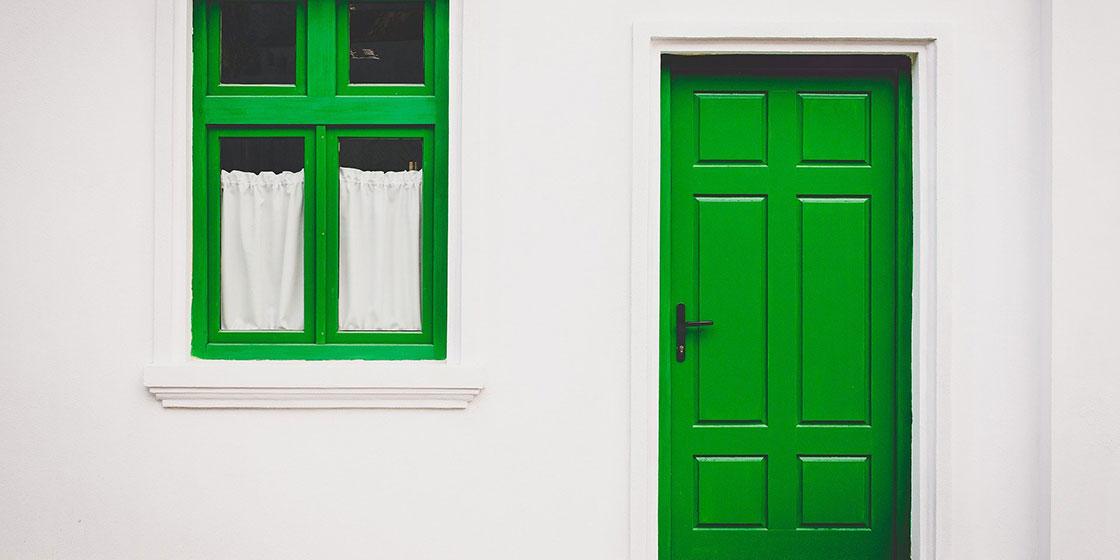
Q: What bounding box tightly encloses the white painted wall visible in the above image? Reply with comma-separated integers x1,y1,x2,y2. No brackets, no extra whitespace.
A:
0,0,1056,558
1050,1,1120,558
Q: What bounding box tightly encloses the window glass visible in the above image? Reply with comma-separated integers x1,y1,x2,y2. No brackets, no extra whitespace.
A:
338,138,423,331
219,137,305,331
221,2,297,84
348,2,424,84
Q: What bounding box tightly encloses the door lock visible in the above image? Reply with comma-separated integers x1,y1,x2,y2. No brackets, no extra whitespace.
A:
675,303,713,362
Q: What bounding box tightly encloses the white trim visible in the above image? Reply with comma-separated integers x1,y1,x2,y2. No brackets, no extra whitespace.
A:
145,363,482,409
148,0,483,409
628,23,940,560
148,389,480,409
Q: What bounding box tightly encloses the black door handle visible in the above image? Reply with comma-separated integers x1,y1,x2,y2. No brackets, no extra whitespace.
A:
676,303,713,362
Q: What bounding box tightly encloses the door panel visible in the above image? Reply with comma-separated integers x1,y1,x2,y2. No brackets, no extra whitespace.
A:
697,196,767,424
663,56,910,560
800,197,870,425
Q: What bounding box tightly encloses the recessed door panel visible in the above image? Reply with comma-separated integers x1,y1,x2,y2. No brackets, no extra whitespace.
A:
696,93,768,164
799,455,872,527
696,456,769,527
800,197,871,425
697,197,768,424
798,93,871,164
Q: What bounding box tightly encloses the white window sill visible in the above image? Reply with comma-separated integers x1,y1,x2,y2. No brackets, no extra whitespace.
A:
143,362,484,409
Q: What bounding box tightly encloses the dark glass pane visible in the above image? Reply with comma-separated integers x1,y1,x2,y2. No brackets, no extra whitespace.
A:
220,137,304,173
338,138,423,332
339,138,422,171
220,2,297,85
349,2,424,85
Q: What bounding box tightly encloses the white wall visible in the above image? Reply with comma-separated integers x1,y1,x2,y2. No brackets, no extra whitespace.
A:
0,0,1051,559
1050,1,1120,558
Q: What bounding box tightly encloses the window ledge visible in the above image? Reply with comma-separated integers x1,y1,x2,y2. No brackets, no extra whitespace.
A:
143,362,483,409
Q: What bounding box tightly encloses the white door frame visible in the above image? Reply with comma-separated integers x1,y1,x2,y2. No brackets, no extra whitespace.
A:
627,23,940,560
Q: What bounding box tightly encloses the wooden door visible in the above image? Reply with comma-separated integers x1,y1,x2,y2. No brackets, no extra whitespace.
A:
662,55,911,560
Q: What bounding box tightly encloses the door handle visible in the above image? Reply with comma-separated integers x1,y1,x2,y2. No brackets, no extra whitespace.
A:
675,303,713,362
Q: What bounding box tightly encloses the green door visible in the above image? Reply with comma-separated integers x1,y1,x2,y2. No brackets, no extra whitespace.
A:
662,56,912,560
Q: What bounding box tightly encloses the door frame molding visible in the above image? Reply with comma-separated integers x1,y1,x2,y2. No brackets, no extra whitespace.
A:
629,23,939,560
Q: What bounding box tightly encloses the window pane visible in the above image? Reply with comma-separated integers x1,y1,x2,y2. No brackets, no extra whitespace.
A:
338,138,423,331
221,2,297,85
220,137,305,331
348,2,424,85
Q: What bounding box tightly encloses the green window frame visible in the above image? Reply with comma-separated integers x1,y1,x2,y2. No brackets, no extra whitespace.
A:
191,0,449,360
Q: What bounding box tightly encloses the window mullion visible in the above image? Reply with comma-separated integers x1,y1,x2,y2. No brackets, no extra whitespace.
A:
315,124,329,344
307,0,336,98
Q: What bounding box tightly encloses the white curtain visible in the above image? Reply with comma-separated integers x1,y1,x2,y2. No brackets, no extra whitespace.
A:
338,167,422,331
220,169,304,331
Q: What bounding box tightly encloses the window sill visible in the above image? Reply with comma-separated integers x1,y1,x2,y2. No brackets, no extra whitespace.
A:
143,361,483,409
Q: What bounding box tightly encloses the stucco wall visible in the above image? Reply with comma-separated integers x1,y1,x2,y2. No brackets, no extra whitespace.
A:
0,0,1057,558
1050,1,1120,558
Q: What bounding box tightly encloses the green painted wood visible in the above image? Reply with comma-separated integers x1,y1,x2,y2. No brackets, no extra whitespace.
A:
696,456,768,527
661,55,912,560
696,197,767,424
190,0,209,359
315,124,328,344
799,94,870,163
307,0,336,98
800,456,872,527
191,0,448,360
893,67,913,559
800,198,871,424
202,96,438,125
200,342,439,360
430,0,449,359
697,94,767,163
